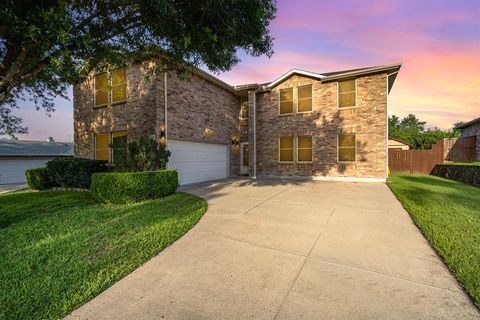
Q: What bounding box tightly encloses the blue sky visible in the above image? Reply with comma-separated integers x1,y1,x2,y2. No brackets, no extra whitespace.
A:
8,0,480,142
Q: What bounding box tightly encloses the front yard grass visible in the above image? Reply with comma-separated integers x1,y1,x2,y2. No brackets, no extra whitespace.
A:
0,190,207,320
388,173,480,306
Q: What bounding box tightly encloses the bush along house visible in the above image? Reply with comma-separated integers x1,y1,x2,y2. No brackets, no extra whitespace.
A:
74,62,401,185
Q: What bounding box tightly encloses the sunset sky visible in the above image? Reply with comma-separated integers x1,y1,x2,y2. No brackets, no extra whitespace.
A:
10,0,480,142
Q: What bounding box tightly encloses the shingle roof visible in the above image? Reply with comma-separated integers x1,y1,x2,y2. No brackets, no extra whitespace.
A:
0,140,74,157
456,117,480,129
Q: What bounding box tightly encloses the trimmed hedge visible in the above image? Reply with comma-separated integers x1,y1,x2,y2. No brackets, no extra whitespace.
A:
46,157,108,189
432,164,480,188
91,170,178,204
25,168,55,190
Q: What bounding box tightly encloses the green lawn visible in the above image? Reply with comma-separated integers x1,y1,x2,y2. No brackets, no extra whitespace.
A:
0,190,207,320
388,173,480,306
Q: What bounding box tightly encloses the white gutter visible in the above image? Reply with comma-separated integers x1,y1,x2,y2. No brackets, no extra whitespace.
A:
385,70,399,179
252,87,263,180
164,71,168,145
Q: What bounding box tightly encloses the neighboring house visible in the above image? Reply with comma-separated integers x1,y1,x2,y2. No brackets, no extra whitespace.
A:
74,62,401,184
0,140,73,184
457,118,480,160
388,137,413,150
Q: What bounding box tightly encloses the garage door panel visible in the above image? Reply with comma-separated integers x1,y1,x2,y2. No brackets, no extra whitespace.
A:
0,159,52,184
167,140,228,185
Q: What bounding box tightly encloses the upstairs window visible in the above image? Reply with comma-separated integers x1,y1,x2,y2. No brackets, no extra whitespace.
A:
297,85,312,113
95,133,109,160
94,67,127,107
338,134,356,162
297,136,313,162
338,79,356,109
94,73,109,107
111,68,127,103
279,88,294,115
279,137,294,162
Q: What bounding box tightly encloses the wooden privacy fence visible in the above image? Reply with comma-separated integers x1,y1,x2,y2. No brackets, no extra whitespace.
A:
388,137,477,174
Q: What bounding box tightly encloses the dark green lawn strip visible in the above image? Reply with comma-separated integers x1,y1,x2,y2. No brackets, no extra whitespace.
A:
0,190,207,320
388,173,480,306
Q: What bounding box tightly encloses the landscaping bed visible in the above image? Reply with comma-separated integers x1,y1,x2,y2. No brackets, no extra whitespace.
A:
432,163,480,187
388,173,480,306
0,190,207,320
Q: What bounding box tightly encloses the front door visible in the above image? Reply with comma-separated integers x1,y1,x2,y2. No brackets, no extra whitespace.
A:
240,142,249,174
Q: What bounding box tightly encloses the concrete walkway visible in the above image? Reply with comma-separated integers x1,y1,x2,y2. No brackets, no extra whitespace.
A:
66,179,479,320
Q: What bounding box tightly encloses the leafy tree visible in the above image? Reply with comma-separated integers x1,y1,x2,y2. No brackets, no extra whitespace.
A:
0,0,277,135
389,114,460,149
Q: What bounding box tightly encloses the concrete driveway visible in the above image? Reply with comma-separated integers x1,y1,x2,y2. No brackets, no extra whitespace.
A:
66,179,479,320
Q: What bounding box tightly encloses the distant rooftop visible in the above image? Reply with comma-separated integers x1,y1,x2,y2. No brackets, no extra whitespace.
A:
0,140,74,157
456,117,480,129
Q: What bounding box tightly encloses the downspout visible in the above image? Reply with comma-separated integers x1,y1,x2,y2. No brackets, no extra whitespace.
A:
164,70,168,145
386,71,399,180
252,87,262,180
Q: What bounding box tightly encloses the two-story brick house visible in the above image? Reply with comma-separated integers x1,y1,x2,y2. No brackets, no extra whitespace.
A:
74,62,401,184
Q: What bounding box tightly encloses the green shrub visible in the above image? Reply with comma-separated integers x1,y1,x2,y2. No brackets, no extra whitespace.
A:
46,157,108,189
91,170,178,204
25,168,54,190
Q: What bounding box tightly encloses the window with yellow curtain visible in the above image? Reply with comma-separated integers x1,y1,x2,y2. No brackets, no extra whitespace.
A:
279,137,294,162
111,131,128,165
111,68,127,103
279,88,293,115
94,73,109,107
338,134,356,162
338,79,356,108
94,67,127,107
297,136,313,162
95,133,109,160
297,85,312,113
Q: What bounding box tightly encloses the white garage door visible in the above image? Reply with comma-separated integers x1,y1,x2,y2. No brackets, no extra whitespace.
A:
0,158,53,184
167,140,228,185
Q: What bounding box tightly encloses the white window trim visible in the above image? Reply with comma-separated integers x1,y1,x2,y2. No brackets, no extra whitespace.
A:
296,84,313,114
94,69,127,108
337,133,357,163
278,88,294,116
297,136,313,163
279,137,294,163
337,79,357,110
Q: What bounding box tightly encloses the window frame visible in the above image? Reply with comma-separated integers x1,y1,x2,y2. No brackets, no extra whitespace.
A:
111,131,128,165
337,79,357,110
93,72,110,108
93,68,127,108
94,133,110,161
337,133,357,163
110,68,127,105
297,135,313,163
278,87,294,116
296,84,313,114
278,136,294,163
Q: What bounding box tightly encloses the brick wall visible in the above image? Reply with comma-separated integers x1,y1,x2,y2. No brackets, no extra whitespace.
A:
461,123,480,160
250,73,388,179
74,62,158,159
74,64,390,180
155,72,241,176
74,63,242,176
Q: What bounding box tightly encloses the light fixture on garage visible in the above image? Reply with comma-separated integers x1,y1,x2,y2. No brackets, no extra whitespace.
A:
203,128,215,137
231,135,240,147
